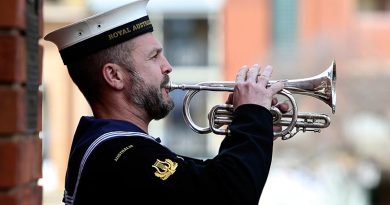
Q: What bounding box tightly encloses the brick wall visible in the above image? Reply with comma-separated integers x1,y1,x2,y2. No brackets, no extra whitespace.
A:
0,0,43,205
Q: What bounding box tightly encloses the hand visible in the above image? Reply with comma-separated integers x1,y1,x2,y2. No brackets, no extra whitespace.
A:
271,97,289,141
232,64,284,109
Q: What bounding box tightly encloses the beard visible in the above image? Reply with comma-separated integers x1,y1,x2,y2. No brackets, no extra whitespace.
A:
127,73,174,120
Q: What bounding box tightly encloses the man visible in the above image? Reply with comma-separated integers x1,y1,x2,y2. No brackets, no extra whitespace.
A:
45,0,287,204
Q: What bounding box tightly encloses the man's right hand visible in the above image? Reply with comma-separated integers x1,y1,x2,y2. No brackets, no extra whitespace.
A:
230,64,284,110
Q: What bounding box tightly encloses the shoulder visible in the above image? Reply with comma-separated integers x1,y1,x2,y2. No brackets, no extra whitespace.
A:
83,135,185,187
88,136,171,164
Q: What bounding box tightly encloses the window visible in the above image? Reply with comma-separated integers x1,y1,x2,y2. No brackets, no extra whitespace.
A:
272,0,297,47
358,0,390,12
163,18,209,67
272,0,298,54
147,8,222,157
45,0,62,3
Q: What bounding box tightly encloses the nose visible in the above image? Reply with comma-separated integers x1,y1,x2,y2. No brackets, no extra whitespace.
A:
161,55,172,74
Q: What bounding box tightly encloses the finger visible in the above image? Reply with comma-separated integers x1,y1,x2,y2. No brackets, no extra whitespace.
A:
236,65,249,83
257,65,273,86
276,101,289,113
225,93,233,104
269,81,285,95
246,64,260,83
273,125,282,132
271,97,278,106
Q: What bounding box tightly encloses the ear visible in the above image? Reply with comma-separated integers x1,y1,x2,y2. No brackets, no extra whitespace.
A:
101,63,126,90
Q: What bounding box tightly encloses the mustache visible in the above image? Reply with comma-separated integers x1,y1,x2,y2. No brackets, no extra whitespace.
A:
161,75,170,88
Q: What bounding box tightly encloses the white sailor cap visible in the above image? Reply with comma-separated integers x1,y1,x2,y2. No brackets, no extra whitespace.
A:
44,0,153,65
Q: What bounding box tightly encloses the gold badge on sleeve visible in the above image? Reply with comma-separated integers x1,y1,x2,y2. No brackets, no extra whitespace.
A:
152,159,178,180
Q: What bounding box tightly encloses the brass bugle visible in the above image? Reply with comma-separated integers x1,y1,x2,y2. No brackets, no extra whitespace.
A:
166,60,336,140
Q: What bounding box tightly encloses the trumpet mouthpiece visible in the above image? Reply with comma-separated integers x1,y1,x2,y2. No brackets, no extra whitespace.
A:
164,81,179,92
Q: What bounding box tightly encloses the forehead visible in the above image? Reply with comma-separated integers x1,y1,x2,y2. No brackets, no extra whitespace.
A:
130,33,162,52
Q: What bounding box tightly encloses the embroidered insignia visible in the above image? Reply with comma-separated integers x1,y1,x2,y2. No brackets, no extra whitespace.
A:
114,145,134,162
152,159,178,180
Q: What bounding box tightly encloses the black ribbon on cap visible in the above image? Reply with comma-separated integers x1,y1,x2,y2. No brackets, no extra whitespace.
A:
60,16,153,65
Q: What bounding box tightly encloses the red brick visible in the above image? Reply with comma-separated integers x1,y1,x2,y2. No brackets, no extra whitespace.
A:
0,0,26,29
0,34,26,83
0,86,26,135
38,45,43,85
36,91,42,132
0,137,42,188
38,0,43,38
0,184,42,205
24,90,42,134
30,136,43,181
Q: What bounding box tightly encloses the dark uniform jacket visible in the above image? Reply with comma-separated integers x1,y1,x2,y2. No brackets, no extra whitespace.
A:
63,104,274,205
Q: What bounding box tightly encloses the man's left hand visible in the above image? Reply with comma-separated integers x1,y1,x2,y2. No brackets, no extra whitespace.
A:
272,97,289,140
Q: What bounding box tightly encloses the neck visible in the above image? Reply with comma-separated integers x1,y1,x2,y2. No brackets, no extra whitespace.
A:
92,100,151,133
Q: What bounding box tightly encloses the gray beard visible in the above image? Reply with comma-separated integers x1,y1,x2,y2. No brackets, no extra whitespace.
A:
128,74,174,120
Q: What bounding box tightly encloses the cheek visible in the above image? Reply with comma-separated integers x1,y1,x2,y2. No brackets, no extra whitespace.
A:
136,63,164,85
143,76,162,90
151,70,164,84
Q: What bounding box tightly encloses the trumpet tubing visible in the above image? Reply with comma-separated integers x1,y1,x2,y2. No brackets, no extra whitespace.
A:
166,60,336,140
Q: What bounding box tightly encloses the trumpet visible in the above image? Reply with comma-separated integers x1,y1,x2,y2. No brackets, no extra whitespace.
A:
165,60,336,140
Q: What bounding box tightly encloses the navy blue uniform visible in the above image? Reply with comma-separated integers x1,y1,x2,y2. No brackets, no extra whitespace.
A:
63,104,274,205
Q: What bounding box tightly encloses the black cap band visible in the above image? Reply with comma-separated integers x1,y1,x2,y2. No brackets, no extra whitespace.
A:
60,16,153,65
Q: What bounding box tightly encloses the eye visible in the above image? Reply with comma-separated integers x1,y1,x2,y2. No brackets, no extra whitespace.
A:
150,49,163,60
150,51,160,60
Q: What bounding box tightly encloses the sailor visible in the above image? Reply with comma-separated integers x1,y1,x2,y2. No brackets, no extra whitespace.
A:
44,0,287,204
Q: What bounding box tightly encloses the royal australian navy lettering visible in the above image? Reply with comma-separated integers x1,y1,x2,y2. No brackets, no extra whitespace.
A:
108,27,132,40
132,20,151,31
107,19,151,41
60,16,153,65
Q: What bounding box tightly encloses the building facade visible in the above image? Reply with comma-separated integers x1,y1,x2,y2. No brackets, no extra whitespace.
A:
42,0,390,204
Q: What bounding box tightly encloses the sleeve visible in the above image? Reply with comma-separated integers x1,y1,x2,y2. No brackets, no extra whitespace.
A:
152,104,274,204
93,104,274,205
214,104,274,203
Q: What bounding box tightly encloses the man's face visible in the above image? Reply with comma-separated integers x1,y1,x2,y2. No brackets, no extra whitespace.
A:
125,33,174,120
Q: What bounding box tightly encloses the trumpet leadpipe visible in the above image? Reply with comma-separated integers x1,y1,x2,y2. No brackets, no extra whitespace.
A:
166,81,235,92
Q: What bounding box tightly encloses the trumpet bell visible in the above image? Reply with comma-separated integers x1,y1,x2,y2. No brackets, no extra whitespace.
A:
278,60,336,113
